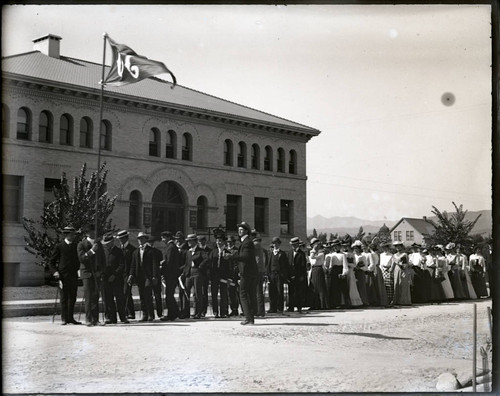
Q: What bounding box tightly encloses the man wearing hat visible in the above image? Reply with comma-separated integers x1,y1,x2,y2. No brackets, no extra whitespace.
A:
253,233,268,317
49,226,81,325
128,232,160,321
266,236,289,313
231,222,258,325
101,232,128,324
159,231,181,321
78,224,106,326
226,235,240,317
116,230,137,319
197,235,212,318
182,234,209,319
174,231,190,318
148,236,165,319
208,232,231,318
287,237,308,313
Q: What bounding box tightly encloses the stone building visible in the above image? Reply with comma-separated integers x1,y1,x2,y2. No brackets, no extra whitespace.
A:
2,34,320,285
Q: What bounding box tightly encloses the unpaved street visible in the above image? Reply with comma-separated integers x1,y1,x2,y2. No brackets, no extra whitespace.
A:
2,299,492,393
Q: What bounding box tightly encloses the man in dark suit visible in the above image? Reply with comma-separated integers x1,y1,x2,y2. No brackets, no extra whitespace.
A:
183,234,209,319
78,224,106,326
197,235,212,317
226,235,240,317
266,237,289,313
49,226,81,325
232,222,259,325
116,230,136,319
101,232,128,324
128,232,160,322
208,233,231,318
287,237,308,313
175,232,190,319
149,236,164,319
160,231,181,321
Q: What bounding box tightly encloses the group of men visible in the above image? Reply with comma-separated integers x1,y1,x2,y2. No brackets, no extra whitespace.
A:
49,221,310,327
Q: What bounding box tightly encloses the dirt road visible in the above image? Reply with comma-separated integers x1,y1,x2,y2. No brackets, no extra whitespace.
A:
2,299,492,393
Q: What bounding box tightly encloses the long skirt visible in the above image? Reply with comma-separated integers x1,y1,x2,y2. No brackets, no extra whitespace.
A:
462,269,477,299
470,271,488,297
374,266,388,306
411,267,430,304
393,265,412,305
346,267,363,307
381,266,394,303
441,272,455,300
448,266,466,300
354,268,369,305
310,266,328,309
427,267,446,302
330,266,349,308
365,271,380,306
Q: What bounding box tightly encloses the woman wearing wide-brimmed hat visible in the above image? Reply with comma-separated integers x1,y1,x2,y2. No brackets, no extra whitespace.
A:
342,240,363,308
468,245,489,298
392,241,413,306
308,238,328,310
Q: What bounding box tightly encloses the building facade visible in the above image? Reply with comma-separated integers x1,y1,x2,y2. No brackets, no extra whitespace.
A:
389,217,435,246
2,34,320,285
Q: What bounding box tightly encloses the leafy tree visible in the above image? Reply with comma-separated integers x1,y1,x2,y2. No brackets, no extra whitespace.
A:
318,232,328,244
329,232,339,242
355,226,365,241
23,163,117,270
424,202,481,250
312,228,318,238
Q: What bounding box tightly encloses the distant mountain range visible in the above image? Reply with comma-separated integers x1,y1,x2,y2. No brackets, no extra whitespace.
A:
307,209,492,237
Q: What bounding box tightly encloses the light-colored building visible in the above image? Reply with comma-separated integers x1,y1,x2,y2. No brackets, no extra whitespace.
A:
389,217,435,246
2,34,320,285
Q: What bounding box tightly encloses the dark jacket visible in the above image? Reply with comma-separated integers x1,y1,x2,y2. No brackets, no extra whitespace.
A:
162,240,182,281
288,248,307,280
267,249,289,279
102,244,125,280
130,245,160,282
233,236,258,278
208,247,231,280
49,240,80,278
77,239,106,280
120,242,136,281
183,246,209,277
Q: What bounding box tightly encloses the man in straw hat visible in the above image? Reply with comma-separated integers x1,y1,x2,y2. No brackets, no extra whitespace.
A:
116,230,136,319
287,236,308,313
49,226,81,325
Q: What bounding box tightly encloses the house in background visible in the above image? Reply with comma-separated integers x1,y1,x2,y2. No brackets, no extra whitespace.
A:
389,217,435,246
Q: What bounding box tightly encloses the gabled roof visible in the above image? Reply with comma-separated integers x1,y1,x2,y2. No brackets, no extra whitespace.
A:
389,218,435,236
2,51,320,136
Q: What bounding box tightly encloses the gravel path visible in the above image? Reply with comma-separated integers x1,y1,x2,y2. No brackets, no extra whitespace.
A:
2,299,492,393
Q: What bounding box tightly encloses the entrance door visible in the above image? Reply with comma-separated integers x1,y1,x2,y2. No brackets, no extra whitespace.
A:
151,181,185,237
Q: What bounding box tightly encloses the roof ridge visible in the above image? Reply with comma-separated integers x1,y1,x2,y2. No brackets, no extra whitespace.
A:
1,50,40,60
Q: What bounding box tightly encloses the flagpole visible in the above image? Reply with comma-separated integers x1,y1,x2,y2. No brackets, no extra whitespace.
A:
95,32,108,239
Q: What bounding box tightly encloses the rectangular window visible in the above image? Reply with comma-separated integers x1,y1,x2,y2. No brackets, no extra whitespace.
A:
3,175,23,222
254,197,268,234
280,199,293,235
44,178,61,207
406,231,410,241
409,231,414,241
225,195,241,232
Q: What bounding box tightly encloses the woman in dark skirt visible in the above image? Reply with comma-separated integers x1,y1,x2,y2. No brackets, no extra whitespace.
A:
409,244,430,304
469,246,489,297
445,243,467,300
308,238,328,310
370,244,388,307
425,248,445,303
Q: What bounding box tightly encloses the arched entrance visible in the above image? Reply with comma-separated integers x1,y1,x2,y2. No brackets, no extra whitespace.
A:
151,181,186,237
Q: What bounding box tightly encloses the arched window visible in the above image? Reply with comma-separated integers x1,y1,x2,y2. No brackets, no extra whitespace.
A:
224,139,233,166
289,150,297,174
39,110,53,143
182,133,192,161
165,129,176,159
79,117,92,148
196,196,208,230
100,120,112,151
17,107,31,140
251,144,260,170
129,190,142,229
264,146,273,171
149,128,160,156
2,104,9,138
277,148,285,173
237,141,247,168
60,114,73,146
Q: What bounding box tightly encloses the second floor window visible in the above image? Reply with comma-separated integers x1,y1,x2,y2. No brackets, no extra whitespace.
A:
182,133,192,161
17,107,31,140
80,117,92,148
39,111,53,143
149,128,160,157
60,114,73,146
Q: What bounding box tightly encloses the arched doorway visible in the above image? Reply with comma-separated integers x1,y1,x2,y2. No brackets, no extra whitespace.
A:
151,181,186,237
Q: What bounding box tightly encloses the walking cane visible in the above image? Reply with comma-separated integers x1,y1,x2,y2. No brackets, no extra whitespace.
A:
52,284,60,323
78,294,85,321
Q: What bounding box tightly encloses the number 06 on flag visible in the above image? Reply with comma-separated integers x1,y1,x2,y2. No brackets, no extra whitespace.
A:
102,35,177,88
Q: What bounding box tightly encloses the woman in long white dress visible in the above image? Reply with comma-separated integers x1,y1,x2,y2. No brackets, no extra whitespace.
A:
342,242,363,307
436,248,454,300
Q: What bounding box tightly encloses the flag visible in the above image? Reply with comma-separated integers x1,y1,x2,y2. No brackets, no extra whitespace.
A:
103,36,176,88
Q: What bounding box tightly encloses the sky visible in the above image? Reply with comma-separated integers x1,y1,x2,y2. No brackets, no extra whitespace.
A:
2,4,492,222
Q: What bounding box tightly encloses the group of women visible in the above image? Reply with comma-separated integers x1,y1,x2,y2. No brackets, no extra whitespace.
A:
305,238,490,309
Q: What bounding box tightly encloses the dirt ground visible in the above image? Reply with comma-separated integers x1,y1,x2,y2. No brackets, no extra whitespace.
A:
2,299,493,393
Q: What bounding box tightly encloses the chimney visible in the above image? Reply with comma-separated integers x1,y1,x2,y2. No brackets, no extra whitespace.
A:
33,34,62,58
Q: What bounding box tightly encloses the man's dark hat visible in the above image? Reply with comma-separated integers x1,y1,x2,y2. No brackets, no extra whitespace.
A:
161,231,173,239
174,231,185,240
227,235,237,242
237,221,252,233
272,237,282,244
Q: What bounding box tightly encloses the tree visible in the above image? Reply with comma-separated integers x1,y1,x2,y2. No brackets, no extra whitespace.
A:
355,226,365,241
23,163,117,270
312,228,318,238
424,202,481,250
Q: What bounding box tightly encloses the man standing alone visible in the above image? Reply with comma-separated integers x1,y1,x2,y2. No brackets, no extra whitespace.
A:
49,226,81,325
